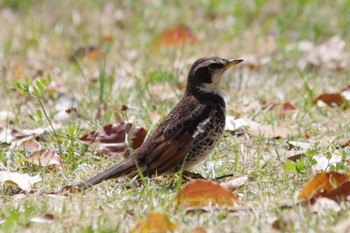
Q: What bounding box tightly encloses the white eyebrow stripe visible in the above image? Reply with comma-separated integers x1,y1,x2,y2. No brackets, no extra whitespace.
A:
192,60,214,73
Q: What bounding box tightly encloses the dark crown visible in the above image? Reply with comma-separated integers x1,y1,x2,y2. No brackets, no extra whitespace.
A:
185,57,243,94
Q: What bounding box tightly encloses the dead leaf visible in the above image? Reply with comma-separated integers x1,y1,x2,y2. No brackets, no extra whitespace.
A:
287,141,313,150
295,36,348,70
153,26,197,50
80,123,131,144
298,171,349,201
79,123,147,157
312,153,342,171
0,171,41,192
336,138,350,148
313,93,348,109
320,181,350,203
248,124,296,139
285,151,306,162
220,176,249,192
176,179,240,207
278,102,296,118
225,116,260,132
18,137,42,153
30,213,55,223
0,111,15,124
271,218,292,232
131,212,178,233
130,127,147,150
28,150,64,169
332,216,350,233
0,126,55,144
342,85,350,101
192,227,207,233
70,46,102,62
310,197,341,214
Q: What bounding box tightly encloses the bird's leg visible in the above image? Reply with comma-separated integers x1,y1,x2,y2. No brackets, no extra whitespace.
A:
182,171,205,180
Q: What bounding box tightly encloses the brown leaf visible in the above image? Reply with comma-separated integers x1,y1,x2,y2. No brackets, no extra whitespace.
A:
30,213,55,223
28,150,64,169
312,93,348,109
18,138,42,153
0,171,41,192
336,138,350,148
192,227,207,233
271,218,292,231
278,102,296,118
79,123,147,157
320,181,350,203
176,179,240,207
130,127,147,150
70,46,102,62
298,171,349,201
153,26,198,50
80,123,132,144
131,212,178,233
220,176,249,192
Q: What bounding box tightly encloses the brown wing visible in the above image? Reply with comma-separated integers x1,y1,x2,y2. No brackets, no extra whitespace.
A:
144,95,212,175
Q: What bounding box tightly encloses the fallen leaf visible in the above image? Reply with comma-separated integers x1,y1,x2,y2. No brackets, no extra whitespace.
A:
176,179,240,207
28,150,64,169
312,93,348,109
18,137,42,153
278,102,296,118
192,226,207,233
298,171,349,201
312,153,342,171
295,36,348,70
131,212,178,233
332,216,350,233
30,213,55,223
0,111,15,123
80,123,132,155
153,26,197,50
285,151,306,162
287,141,313,150
130,127,147,150
320,181,350,203
0,171,41,192
271,218,292,231
225,116,260,132
80,123,131,144
310,197,341,214
70,46,102,62
248,124,296,139
220,176,249,192
341,85,350,101
79,123,147,157
336,138,350,148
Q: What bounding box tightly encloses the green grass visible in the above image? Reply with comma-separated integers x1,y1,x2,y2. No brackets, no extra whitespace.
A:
1,0,350,232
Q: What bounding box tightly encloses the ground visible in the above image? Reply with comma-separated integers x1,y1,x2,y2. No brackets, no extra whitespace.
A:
1,0,350,232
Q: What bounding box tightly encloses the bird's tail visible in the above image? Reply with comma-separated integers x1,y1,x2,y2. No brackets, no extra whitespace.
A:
75,159,137,191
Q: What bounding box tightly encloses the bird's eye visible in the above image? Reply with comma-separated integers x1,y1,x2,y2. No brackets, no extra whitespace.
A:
208,63,223,69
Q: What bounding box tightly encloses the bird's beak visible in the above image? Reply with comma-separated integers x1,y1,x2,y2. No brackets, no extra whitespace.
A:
225,59,244,69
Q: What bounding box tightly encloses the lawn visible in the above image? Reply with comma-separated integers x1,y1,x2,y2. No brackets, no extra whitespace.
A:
1,0,350,232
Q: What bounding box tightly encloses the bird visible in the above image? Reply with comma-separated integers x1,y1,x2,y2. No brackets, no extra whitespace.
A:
75,57,243,191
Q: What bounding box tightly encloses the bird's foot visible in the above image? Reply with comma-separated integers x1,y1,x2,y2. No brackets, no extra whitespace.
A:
182,171,205,180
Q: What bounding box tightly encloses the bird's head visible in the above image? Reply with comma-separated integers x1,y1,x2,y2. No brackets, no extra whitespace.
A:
186,57,243,96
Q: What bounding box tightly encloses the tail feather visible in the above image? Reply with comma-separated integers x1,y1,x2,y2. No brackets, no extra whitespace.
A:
75,159,136,191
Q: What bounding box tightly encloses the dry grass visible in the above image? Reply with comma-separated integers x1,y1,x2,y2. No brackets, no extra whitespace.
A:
1,0,350,232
